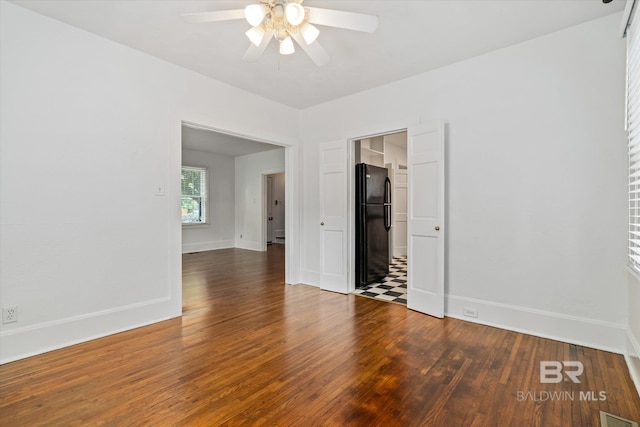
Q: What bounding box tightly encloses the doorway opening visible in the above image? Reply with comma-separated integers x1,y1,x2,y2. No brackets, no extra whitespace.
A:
265,172,286,246
180,122,288,312
351,131,408,305
319,122,444,316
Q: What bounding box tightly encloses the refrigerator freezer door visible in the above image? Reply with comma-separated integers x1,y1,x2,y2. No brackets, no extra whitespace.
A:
364,164,387,204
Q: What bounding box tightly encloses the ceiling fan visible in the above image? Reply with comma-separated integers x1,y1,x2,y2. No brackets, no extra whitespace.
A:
181,0,378,66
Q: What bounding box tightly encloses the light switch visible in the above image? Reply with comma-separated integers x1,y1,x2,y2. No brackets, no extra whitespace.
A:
155,184,165,196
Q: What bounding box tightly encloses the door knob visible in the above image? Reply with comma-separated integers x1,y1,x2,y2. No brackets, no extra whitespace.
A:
435,226,440,231
320,222,325,226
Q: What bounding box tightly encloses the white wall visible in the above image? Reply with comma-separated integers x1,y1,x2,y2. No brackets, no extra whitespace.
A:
235,149,285,251
300,13,628,352
0,2,298,363
181,149,235,253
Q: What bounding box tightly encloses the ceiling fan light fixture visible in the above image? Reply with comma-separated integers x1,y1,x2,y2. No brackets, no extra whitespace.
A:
245,26,266,47
279,36,295,55
245,4,268,27
183,1,379,65
285,2,305,26
300,22,319,44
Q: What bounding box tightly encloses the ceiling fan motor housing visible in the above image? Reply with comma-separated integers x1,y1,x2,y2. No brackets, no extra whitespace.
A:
258,0,310,41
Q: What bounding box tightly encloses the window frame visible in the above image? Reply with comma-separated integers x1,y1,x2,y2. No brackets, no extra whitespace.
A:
181,165,209,227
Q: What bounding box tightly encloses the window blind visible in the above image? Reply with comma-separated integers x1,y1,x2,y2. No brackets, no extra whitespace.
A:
628,1,640,270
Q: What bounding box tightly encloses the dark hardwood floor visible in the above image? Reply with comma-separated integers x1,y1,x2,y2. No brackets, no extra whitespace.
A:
1,245,639,426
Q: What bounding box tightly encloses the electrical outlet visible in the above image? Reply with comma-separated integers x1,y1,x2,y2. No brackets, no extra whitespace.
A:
2,306,18,324
240,234,243,238
463,307,478,318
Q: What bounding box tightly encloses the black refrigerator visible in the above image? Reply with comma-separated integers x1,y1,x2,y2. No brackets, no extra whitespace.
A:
356,163,392,288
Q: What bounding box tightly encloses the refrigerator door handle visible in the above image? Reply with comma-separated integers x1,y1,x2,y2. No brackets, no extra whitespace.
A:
384,177,391,204
384,177,390,204
384,177,392,231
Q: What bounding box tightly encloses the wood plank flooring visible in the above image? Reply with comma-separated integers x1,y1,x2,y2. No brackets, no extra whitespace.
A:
1,245,639,426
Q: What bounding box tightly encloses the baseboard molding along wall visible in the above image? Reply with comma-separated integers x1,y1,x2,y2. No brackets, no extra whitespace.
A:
234,240,263,252
182,240,234,253
0,297,178,364
445,294,626,354
291,275,626,355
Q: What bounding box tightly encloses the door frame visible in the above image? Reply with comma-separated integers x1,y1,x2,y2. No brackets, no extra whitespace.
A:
347,127,408,294
262,170,285,251
178,120,298,286
346,123,447,313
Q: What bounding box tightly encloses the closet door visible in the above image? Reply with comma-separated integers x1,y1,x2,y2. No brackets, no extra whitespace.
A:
319,140,349,293
407,122,445,318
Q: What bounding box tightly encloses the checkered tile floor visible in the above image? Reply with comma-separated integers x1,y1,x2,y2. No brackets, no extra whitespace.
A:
353,256,407,305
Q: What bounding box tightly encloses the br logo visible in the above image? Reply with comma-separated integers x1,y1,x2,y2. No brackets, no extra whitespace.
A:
540,361,584,383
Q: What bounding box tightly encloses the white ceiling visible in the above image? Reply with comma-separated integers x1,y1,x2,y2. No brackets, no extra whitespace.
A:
182,125,282,156
12,0,625,109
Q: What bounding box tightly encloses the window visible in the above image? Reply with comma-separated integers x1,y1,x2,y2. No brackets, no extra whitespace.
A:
181,166,207,225
628,2,640,271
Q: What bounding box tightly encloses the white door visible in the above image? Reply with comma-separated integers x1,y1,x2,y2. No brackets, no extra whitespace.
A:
266,176,274,243
319,140,349,293
407,122,445,318
392,167,408,257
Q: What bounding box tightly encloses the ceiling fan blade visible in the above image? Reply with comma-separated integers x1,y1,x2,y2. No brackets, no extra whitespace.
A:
290,31,330,67
242,29,275,62
306,7,378,33
181,9,245,23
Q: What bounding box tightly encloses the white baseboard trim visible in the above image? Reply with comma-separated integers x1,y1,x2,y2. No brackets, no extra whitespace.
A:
299,269,320,287
625,328,640,398
445,295,626,354
182,240,234,253
235,240,263,252
0,297,179,364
